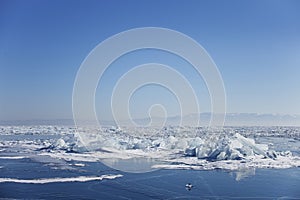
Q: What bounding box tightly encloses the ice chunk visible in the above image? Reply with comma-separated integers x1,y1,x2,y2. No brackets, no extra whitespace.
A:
266,150,277,159
189,133,272,161
235,133,267,156
280,151,292,156
55,138,66,149
185,148,198,156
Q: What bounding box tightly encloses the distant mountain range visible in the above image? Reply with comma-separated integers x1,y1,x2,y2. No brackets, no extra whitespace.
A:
120,113,300,127
224,113,300,126
1,113,300,126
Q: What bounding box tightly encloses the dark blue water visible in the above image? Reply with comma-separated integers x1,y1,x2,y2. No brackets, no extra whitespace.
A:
0,157,299,199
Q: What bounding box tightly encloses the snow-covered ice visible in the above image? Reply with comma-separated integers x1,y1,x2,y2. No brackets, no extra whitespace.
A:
0,174,123,184
0,125,300,172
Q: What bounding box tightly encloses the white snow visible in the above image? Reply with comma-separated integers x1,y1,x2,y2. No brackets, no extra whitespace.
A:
0,174,123,184
0,156,27,159
72,163,85,167
1,125,300,171
152,155,300,171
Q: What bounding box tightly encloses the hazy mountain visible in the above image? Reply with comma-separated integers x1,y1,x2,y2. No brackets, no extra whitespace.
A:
127,113,300,127
1,113,300,126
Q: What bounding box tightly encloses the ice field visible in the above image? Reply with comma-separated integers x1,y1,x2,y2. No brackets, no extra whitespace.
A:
1,125,300,199
1,126,299,172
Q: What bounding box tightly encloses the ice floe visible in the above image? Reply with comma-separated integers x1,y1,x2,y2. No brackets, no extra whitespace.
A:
0,156,27,159
0,174,123,184
1,125,300,171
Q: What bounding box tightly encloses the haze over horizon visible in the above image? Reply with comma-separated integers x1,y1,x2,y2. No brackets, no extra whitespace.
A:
1,112,300,127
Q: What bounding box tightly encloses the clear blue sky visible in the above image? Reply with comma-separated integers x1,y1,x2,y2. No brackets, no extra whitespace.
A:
1,0,300,121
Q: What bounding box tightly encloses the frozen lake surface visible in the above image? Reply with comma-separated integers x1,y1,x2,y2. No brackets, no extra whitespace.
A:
0,126,299,199
0,157,299,199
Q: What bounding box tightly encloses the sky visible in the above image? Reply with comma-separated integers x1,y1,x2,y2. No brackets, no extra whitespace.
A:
0,0,300,121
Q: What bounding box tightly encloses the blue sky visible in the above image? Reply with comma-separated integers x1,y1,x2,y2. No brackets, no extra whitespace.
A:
0,0,300,121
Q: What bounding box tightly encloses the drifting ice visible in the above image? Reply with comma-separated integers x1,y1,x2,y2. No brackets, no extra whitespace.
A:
71,127,293,162
1,126,299,171
184,133,272,161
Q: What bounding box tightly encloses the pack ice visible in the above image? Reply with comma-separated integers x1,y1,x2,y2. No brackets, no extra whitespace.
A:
185,133,275,160
73,127,289,160
1,126,299,171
